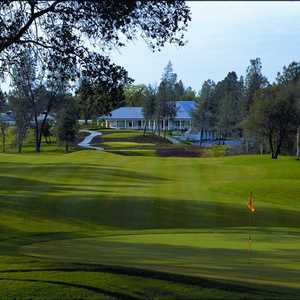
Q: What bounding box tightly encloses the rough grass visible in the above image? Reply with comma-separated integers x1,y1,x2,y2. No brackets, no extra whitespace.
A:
0,129,299,298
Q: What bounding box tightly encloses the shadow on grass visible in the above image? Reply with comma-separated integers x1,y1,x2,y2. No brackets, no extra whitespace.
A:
0,162,169,182
0,262,298,299
0,277,140,300
0,172,299,230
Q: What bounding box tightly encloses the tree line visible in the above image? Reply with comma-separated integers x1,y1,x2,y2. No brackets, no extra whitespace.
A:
192,58,300,159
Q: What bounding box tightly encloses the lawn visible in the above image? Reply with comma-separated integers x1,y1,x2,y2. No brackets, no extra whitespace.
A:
92,129,205,157
0,129,299,299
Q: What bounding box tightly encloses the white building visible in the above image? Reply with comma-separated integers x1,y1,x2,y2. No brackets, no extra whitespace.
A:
99,101,196,131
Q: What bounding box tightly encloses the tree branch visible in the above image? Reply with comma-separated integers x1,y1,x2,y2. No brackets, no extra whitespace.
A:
0,0,63,52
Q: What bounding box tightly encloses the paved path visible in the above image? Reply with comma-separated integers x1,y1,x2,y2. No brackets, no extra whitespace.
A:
78,130,103,150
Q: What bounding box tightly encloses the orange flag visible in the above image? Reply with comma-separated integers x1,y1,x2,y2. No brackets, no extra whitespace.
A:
247,192,256,212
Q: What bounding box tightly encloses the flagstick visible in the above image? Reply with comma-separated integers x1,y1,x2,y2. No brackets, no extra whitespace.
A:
248,209,252,263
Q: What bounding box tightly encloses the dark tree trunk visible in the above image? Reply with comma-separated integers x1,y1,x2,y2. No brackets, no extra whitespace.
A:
217,132,221,145
65,142,69,153
270,130,283,159
34,114,41,153
18,139,22,153
269,131,274,158
2,133,5,153
273,133,283,159
297,127,300,160
1,127,5,153
158,119,161,136
143,122,147,136
36,98,53,152
199,129,203,146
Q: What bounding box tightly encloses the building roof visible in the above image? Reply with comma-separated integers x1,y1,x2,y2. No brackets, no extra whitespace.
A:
175,101,196,119
99,100,196,120
0,112,15,123
102,106,143,120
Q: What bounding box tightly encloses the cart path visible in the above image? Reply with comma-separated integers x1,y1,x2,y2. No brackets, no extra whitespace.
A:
78,130,103,150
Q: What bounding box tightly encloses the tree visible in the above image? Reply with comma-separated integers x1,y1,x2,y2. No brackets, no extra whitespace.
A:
276,62,300,158
276,62,300,85
244,85,300,159
9,49,48,152
200,79,218,134
41,120,54,144
216,72,245,141
155,80,177,136
245,58,269,111
200,79,216,100
75,78,93,124
76,73,131,124
124,84,146,107
192,99,211,144
0,1,190,86
193,74,245,144
174,80,185,100
0,89,8,152
9,91,32,153
192,80,218,142
182,86,197,100
0,89,6,110
142,85,157,135
161,61,177,85
154,61,178,136
57,97,79,152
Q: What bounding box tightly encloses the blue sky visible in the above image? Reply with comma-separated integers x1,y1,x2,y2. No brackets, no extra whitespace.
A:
111,1,300,92
1,2,300,93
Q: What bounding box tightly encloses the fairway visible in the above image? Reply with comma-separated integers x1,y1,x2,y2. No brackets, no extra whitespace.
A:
0,131,299,299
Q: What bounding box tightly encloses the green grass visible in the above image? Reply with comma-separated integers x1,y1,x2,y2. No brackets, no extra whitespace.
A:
101,141,155,149
100,129,146,139
201,145,229,157
0,129,299,298
93,129,204,157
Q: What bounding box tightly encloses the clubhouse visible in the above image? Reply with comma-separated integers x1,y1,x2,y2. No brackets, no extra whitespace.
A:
99,100,196,131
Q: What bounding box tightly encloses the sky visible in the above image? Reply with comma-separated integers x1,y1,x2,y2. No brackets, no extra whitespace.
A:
110,1,300,92
1,1,300,93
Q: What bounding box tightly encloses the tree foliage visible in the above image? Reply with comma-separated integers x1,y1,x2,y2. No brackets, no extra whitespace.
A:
216,72,245,139
174,80,185,100
142,61,179,135
245,58,269,110
0,1,190,82
124,84,146,107
57,97,79,152
76,74,130,124
276,61,300,85
0,88,8,152
192,73,244,143
9,49,52,152
142,85,157,132
243,84,300,159
9,90,32,153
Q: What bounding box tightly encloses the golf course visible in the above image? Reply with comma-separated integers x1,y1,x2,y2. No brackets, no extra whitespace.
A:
0,129,299,299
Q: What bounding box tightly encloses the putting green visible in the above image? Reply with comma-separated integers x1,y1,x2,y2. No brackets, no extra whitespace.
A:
22,228,300,288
